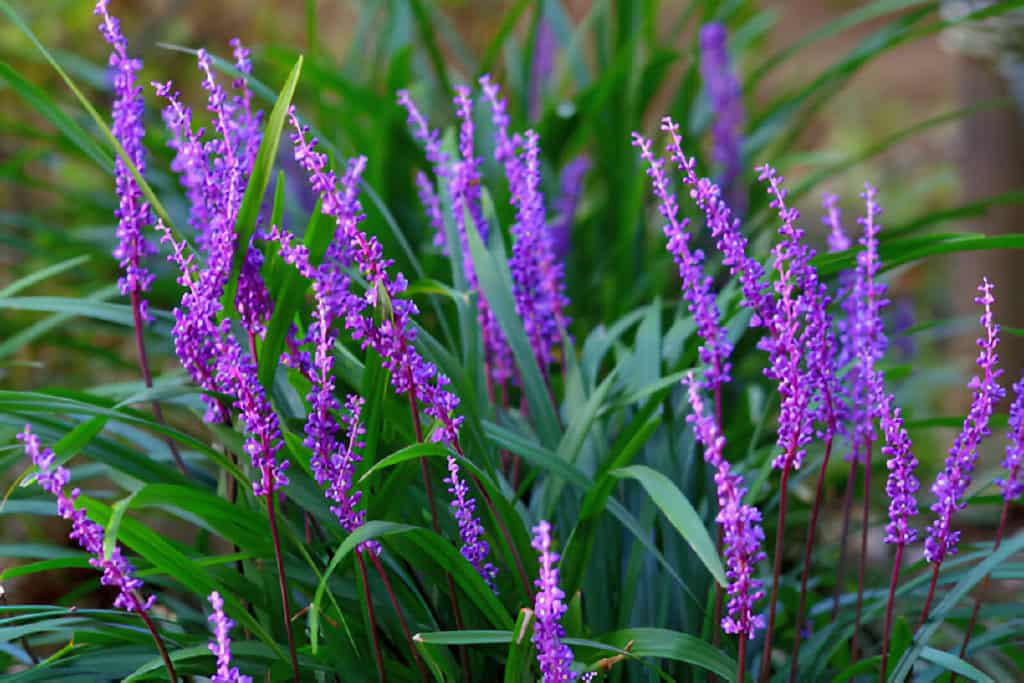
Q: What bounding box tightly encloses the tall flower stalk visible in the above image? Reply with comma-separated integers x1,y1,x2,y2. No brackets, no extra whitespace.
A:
532,520,576,682
919,279,1004,628
20,425,177,682
686,379,766,683
698,22,745,210
954,372,1024,677
208,591,251,683
94,0,186,475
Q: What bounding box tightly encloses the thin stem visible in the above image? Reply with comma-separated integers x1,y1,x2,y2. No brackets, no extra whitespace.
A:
132,593,177,683
789,432,835,682
758,462,793,683
851,439,873,661
952,499,1011,683
265,484,300,683
917,564,940,631
832,457,859,621
369,551,429,682
712,383,724,651
356,552,386,683
879,543,905,683
737,633,747,683
130,289,187,476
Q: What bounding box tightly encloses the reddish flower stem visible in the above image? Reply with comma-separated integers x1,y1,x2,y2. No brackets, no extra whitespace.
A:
951,499,1011,683
851,439,873,661
879,542,905,683
132,592,177,682
832,458,859,621
356,552,386,682
130,289,187,476
737,633,747,683
712,384,724,650
265,483,300,683
369,551,429,681
789,432,835,681
758,460,794,683
917,564,940,631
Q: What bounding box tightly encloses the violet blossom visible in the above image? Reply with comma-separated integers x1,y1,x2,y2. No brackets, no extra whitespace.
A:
633,132,731,391
446,456,498,592
997,375,1024,501
685,377,767,638
699,23,745,208
20,425,154,614
550,155,590,261
95,1,156,319
208,591,251,683
925,278,1004,565
531,520,576,682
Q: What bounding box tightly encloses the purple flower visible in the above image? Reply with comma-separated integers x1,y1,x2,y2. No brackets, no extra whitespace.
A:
925,278,1005,565
881,395,920,546
633,132,731,391
997,374,1024,501
20,425,154,614
822,193,849,253
415,171,447,251
550,155,590,261
531,520,576,682
446,456,498,592
288,114,497,579
699,23,745,209
685,377,767,639
661,118,773,327
208,591,251,683
529,18,557,121
95,1,156,319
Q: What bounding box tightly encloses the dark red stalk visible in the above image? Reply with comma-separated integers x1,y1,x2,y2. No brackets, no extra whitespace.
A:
917,564,940,631
879,542,905,683
265,482,300,683
832,458,859,621
952,499,1012,683
130,289,187,476
851,439,873,661
737,633,747,683
131,592,177,682
369,552,429,681
356,552,386,683
758,460,794,683
789,432,835,681
402,375,468,675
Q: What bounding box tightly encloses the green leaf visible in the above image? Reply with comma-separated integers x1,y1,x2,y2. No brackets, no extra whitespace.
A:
503,608,535,683
222,55,304,313
610,465,726,586
919,647,994,683
593,628,737,680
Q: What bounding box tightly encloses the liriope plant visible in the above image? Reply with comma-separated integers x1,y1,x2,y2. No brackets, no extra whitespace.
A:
2,1,1024,682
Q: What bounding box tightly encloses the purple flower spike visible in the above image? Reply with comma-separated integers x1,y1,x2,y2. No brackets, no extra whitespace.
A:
415,171,447,251
685,377,767,639
95,1,156,318
550,155,590,260
997,375,1024,501
634,132,731,391
20,425,154,614
699,23,745,206
445,456,498,592
925,278,1004,565
208,591,251,683
531,520,576,682
881,395,920,546
661,118,773,327
822,193,849,253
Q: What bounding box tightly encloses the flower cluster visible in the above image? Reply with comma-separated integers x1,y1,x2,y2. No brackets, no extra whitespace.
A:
531,520,576,682
925,279,1004,564
997,375,1024,501
685,378,766,638
550,155,590,260
288,114,495,578
698,23,745,205
633,131,731,391
445,456,498,592
208,591,251,683
95,1,156,316
20,425,154,614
